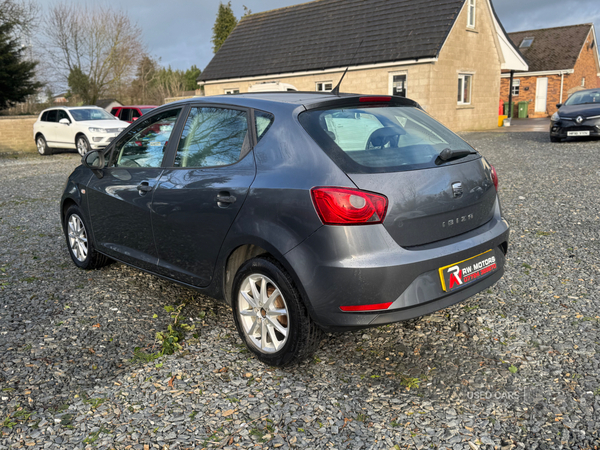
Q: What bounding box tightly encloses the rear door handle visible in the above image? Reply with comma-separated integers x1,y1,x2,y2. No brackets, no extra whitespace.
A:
215,193,237,205
137,182,153,194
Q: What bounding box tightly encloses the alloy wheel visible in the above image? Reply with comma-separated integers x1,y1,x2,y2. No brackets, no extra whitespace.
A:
237,274,289,353
67,214,88,262
77,138,88,156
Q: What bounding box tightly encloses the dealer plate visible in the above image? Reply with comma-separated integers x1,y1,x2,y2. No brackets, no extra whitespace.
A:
567,131,590,136
439,250,498,292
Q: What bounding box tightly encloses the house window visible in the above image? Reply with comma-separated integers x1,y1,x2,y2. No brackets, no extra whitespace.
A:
582,78,586,87
520,38,534,48
316,82,333,92
392,75,407,97
467,0,476,28
224,89,240,94
457,74,472,105
511,79,520,96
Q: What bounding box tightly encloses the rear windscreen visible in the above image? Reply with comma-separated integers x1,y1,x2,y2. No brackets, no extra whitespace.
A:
298,105,476,173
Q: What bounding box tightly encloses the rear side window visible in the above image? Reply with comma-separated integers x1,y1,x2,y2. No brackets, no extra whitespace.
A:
299,105,474,173
41,111,49,121
255,111,274,143
174,107,249,168
132,109,141,119
46,110,58,122
120,109,132,121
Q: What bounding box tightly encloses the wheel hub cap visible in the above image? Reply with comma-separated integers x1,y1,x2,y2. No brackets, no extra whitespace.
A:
67,214,88,262
238,275,289,354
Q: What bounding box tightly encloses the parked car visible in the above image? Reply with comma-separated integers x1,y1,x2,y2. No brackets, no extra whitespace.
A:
61,93,509,366
110,105,158,123
550,88,600,142
34,106,129,156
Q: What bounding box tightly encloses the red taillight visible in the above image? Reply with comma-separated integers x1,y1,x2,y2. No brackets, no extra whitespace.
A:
311,187,388,225
491,165,499,190
340,302,393,312
359,96,391,103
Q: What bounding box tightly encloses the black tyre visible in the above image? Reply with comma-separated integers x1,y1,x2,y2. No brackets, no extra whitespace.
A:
36,135,52,156
76,135,91,156
232,257,322,367
64,205,111,270
550,136,562,143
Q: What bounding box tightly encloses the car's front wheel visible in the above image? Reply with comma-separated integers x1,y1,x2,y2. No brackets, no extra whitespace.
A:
36,135,52,156
232,257,322,367
76,135,91,156
64,205,111,270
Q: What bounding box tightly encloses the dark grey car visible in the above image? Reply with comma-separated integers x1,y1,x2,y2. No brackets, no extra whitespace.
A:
61,93,509,366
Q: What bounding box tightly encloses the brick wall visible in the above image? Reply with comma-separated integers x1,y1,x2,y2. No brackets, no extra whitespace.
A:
0,116,37,154
566,31,600,94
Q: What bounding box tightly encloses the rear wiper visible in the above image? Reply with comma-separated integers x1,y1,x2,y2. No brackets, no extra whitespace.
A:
438,148,477,162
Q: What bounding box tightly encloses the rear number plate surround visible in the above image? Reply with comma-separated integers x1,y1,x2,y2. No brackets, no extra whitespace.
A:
567,131,590,136
439,250,497,292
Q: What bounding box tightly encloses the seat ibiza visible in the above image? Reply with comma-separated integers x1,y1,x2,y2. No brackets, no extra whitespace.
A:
61,93,509,366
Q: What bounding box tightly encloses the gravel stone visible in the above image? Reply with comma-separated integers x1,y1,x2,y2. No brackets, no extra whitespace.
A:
1,132,600,449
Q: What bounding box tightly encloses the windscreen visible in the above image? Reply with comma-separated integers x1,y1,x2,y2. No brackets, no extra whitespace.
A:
564,89,600,105
299,105,475,173
70,109,116,121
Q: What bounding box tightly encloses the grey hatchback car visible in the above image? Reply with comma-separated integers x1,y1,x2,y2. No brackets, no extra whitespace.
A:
61,93,509,366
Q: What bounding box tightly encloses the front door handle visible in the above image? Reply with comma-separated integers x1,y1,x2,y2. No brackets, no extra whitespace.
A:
137,182,153,194
216,192,237,206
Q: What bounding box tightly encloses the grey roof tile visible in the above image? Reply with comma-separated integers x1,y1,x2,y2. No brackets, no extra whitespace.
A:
199,0,465,82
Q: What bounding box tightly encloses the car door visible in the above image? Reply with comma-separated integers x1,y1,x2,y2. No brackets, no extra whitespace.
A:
55,109,75,147
43,109,59,146
85,107,185,270
151,105,258,287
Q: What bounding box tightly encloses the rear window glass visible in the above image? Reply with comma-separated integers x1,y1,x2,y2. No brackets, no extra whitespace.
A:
298,106,475,173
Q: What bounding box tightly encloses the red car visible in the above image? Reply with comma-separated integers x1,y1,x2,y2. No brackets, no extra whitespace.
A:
110,105,157,123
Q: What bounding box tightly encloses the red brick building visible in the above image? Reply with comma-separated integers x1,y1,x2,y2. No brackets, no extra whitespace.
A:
500,24,600,118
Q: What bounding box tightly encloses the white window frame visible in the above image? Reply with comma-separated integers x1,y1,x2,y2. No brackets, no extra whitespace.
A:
458,74,473,105
511,79,520,96
582,78,586,87
316,81,333,92
388,70,408,96
224,88,240,95
467,0,476,28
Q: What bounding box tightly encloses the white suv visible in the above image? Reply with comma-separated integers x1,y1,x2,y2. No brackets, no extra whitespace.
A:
33,106,129,156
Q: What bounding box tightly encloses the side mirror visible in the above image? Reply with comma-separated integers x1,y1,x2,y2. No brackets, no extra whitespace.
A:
82,149,105,177
59,118,71,125
556,103,562,109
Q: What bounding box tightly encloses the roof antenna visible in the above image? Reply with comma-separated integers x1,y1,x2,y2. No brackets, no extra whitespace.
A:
331,39,364,96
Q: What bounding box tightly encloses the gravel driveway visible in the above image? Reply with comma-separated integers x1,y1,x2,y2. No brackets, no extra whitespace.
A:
1,132,599,450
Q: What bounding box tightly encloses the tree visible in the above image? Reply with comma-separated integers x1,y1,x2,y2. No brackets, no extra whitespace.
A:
67,66,91,103
183,65,201,91
0,0,38,36
211,2,238,54
0,21,41,109
41,4,144,105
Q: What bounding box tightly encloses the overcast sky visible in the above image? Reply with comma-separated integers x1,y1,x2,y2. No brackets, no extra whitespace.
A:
37,0,600,72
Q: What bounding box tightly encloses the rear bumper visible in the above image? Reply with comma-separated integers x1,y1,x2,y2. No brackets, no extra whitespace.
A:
284,200,509,331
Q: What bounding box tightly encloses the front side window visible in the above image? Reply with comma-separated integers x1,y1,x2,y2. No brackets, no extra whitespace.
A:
57,110,70,122
112,109,181,168
467,0,476,28
174,107,249,168
299,105,474,173
46,110,58,122
120,109,132,122
316,82,333,92
458,74,472,105
132,109,141,119
511,79,520,96
70,108,116,122
110,108,119,116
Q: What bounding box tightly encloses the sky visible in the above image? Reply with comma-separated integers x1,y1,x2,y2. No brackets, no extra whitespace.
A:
36,0,600,72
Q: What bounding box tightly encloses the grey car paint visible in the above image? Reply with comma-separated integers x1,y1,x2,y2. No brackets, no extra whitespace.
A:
61,93,509,334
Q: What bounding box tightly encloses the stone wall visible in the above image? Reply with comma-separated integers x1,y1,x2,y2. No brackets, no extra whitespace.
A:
0,116,37,155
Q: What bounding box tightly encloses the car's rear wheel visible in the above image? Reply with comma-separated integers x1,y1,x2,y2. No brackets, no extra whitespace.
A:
76,135,91,156
64,205,111,270
36,135,52,156
232,257,322,367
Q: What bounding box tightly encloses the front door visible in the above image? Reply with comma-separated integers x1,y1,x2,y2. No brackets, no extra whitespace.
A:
151,106,257,287
85,108,183,270
535,78,548,113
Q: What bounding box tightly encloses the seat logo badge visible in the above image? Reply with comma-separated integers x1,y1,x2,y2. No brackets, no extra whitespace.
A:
576,116,584,124
452,182,463,198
